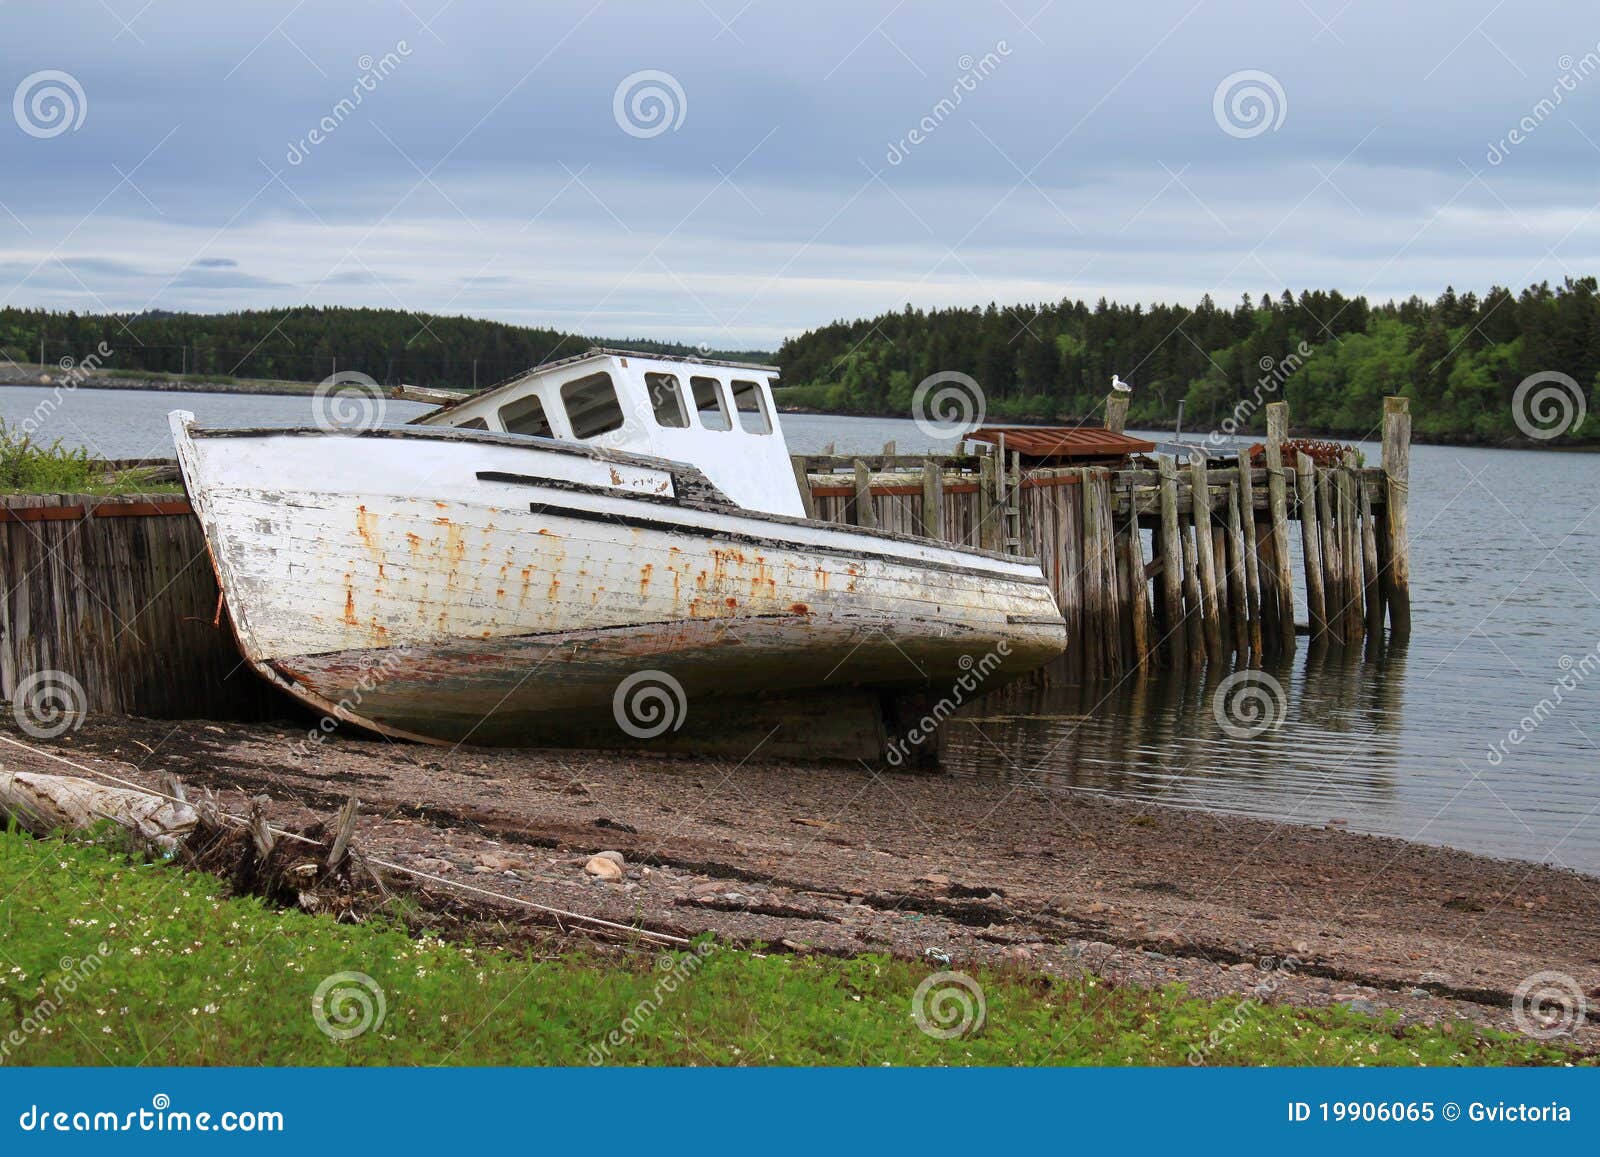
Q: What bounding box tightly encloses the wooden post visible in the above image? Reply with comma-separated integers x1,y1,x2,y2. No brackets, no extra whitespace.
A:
1156,455,1187,669
881,440,896,457
920,460,943,540
1359,473,1382,639
978,454,1001,552
1188,453,1224,661
1263,402,1297,652
1007,449,1023,553
1125,477,1152,671
1235,453,1264,660
1104,392,1129,434
1316,469,1344,645
1339,455,1364,642
1225,481,1249,655
852,460,877,529
1382,396,1411,639
1180,525,1205,664
791,455,817,520
1081,469,1106,677
1295,451,1327,645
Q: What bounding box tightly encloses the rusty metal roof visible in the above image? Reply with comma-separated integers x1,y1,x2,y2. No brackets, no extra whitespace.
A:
968,425,1155,460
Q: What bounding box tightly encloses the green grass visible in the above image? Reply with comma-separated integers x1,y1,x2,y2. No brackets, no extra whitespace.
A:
0,830,1586,1067
0,420,181,495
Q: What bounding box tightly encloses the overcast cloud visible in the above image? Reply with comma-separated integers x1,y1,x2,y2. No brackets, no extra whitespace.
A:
2,0,1598,347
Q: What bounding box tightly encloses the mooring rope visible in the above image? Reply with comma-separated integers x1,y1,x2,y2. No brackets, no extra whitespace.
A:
0,731,690,947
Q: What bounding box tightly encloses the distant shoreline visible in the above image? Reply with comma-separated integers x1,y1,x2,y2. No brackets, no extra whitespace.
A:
775,403,1600,453
5,374,1593,452
1,371,323,398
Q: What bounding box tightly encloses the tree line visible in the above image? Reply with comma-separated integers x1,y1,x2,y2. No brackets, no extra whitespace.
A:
0,306,770,391
775,279,1600,444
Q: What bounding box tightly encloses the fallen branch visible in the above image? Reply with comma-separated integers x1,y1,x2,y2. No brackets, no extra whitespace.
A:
0,769,196,850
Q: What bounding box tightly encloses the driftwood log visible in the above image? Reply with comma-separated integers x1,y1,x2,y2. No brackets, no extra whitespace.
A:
0,769,197,850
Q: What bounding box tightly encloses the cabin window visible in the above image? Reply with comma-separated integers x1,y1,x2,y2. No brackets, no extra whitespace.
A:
560,372,626,439
730,379,772,435
456,417,489,431
645,372,689,428
498,394,553,438
691,376,731,431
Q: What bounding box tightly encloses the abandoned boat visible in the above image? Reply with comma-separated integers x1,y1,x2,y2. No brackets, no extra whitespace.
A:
170,348,1067,761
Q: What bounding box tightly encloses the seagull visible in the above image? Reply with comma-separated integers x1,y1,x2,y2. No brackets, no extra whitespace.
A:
1111,374,1133,393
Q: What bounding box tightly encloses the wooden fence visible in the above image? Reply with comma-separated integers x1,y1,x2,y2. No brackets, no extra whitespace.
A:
0,493,277,719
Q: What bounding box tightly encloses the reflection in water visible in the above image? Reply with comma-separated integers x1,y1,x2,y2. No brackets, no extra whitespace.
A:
948,643,1408,824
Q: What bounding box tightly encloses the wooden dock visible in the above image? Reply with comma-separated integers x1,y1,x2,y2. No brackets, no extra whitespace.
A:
795,397,1413,681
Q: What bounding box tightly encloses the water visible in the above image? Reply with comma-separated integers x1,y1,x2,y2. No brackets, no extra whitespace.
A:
5,387,1597,873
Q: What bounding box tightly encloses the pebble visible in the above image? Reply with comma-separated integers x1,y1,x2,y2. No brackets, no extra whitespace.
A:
1340,998,1381,1016
584,851,625,881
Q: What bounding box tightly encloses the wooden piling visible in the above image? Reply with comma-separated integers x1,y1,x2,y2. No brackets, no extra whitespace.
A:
1263,402,1297,652
1104,392,1130,434
978,454,1000,552
1225,481,1249,654
1235,452,1264,659
1339,456,1364,642
1124,477,1152,671
1295,451,1327,644
921,460,943,539
1155,455,1187,669
1180,525,1205,664
1382,396,1412,639
1316,468,1344,645
1189,454,1225,661
1359,472,1383,639
791,455,817,519
852,460,877,529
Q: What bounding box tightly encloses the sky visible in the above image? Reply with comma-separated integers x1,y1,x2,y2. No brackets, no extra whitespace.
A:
2,0,1599,349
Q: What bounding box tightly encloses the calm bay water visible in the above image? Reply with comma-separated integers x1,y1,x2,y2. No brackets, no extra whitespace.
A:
5,387,1598,873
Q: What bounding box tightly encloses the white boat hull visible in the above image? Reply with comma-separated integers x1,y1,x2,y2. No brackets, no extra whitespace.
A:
171,417,1067,758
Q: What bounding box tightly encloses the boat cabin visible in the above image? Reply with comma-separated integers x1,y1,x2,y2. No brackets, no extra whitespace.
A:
413,348,804,517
